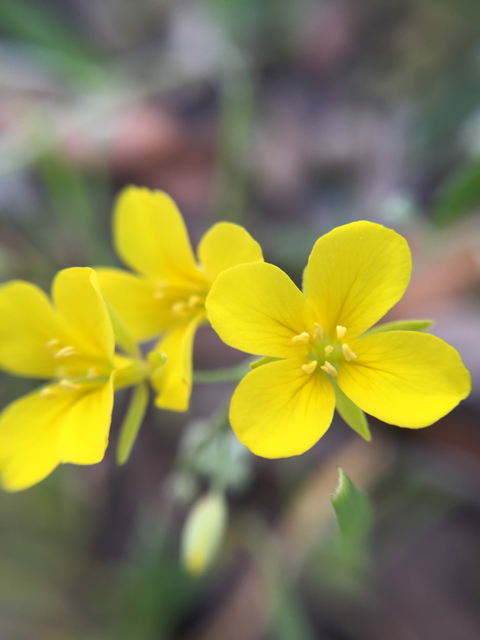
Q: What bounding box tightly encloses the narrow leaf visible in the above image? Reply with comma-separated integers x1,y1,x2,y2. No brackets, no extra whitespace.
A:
330,468,374,572
334,385,371,441
117,382,149,465
364,319,433,337
433,159,480,226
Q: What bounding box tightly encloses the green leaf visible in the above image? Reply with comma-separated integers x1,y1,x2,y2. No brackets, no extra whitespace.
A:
330,469,374,573
364,319,433,337
116,382,149,465
334,386,371,441
104,298,140,358
249,356,280,370
433,158,480,226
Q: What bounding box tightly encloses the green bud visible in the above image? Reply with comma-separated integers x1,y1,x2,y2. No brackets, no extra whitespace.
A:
181,493,227,576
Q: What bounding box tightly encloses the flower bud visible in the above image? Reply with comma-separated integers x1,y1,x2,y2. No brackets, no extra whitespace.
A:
181,493,227,576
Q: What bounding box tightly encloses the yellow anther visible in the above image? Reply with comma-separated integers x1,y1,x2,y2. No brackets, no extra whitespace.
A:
313,323,324,340
291,332,310,344
342,344,357,361
172,301,187,316
59,379,81,392
324,345,334,356
320,361,338,377
153,281,168,298
40,385,60,398
46,338,60,353
336,326,346,340
188,294,201,309
86,367,99,379
54,345,77,359
301,360,318,374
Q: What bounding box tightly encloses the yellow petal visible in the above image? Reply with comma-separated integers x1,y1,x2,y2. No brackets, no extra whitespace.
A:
151,316,202,412
338,331,471,428
0,388,70,491
206,263,316,358
52,268,114,361
0,281,68,378
114,186,202,286
58,378,114,464
229,357,335,457
0,379,115,491
304,221,412,339
96,268,174,341
197,222,263,282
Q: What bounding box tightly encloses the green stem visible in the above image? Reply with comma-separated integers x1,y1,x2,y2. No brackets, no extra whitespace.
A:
192,360,252,384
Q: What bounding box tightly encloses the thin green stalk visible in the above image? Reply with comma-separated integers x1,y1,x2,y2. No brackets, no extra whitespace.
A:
192,360,252,384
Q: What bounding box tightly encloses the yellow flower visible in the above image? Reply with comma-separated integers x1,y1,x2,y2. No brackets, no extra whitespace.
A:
96,186,263,412
206,221,471,457
0,267,135,491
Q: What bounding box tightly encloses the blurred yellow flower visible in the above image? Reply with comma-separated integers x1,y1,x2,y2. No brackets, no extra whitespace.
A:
96,186,263,412
0,267,139,491
206,221,471,457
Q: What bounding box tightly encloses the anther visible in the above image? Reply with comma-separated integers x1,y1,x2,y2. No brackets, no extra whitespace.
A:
313,323,324,340
54,346,77,359
320,361,338,377
153,281,168,298
59,379,81,392
46,338,60,353
336,326,346,340
86,367,99,379
188,295,201,309
291,332,310,344
342,344,357,361
171,301,187,316
301,360,318,374
40,385,60,398
324,345,334,356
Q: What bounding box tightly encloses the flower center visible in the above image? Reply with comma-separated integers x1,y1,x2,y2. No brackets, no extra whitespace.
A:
153,282,207,319
42,338,112,396
291,324,357,377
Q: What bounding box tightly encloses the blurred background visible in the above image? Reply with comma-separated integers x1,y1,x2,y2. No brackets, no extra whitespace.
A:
1,0,480,638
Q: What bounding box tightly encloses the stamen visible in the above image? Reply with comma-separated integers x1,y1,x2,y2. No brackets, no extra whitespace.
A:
313,323,324,340
54,345,77,359
40,385,60,398
59,379,81,392
188,294,201,309
291,332,310,344
324,345,334,356
153,281,168,299
342,344,357,361
336,326,346,340
46,338,60,354
171,301,187,316
86,367,99,379
320,361,338,377
301,360,318,374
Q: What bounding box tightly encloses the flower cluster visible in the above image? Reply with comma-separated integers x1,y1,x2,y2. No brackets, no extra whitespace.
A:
0,187,471,491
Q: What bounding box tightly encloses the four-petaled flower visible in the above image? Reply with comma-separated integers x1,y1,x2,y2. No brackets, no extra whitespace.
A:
206,221,471,457
0,267,133,491
96,186,263,411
